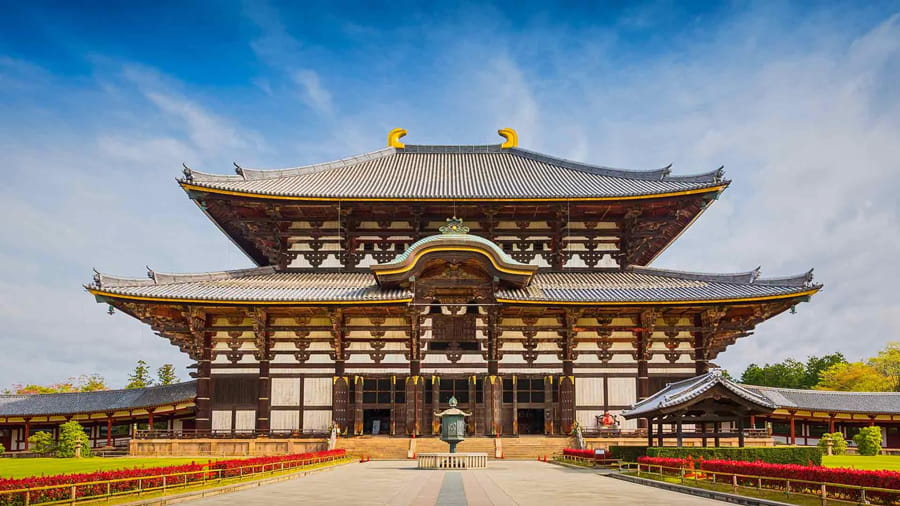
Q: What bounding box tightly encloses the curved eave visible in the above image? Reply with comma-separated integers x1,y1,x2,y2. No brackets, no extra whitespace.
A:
495,287,820,306
371,245,537,278
87,288,413,306
180,181,728,203
1,401,196,419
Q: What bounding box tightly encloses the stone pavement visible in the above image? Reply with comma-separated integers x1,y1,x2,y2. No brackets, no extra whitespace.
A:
189,461,722,505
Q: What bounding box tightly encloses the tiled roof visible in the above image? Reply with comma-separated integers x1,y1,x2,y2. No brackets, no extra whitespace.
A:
745,385,900,415
88,265,817,304
624,370,777,418
181,145,727,200
0,382,196,417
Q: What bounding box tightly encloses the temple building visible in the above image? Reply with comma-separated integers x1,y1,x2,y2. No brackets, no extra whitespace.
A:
9,128,888,455
79,128,820,440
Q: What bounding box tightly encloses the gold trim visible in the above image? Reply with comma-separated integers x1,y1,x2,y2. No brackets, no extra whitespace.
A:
373,246,535,277
88,288,411,305
180,182,727,202
496,288,820,306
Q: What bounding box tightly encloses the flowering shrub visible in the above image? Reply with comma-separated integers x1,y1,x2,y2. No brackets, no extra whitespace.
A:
0,449,347,505
562,448,615,461
636,456,900,505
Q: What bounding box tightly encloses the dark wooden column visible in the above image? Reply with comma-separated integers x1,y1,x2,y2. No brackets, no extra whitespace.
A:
353,376,364,435
713,421,721,447
431,376,440,435
330,309,346,376
737,416,745,447
789,411,796,445
390,376,397,436
828,414,836,433
647,419,653,447
405,375,425,435
23,418,31,451
332,376,351,434
512,376,519,435
675,416,684,447
635,309,657,403
190,309,212,432
408,307,421,376
486,308,499,376
253,308,272,433
544,376,555,435
467,376,477,435
106,414,114,447
656,421,663,447
484,375,503,435
147,408,155,431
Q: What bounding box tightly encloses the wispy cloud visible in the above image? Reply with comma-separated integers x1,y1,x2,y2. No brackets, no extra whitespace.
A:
291,69,334,116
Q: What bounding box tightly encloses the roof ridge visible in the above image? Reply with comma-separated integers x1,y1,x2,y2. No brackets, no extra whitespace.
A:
182,147,397,183
92,266,275,289
628,265,818,287
2,381,198,398
745,384,900,395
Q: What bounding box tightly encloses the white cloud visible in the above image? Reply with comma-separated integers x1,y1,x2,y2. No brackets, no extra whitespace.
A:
291,69,334,116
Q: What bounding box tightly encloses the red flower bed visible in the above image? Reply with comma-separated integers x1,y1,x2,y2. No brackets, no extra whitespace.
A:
562,448,615,462
0,449,347,505
637,456,900,505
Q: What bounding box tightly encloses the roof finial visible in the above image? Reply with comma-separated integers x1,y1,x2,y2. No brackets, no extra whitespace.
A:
498,127,518,148
182,163,193,182
146,266,157,283
387,128,407,148
233,162,245,177
440,217,469,234
92,268,101,287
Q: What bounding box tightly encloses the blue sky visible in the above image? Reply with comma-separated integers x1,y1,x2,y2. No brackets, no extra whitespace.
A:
1,1,899,388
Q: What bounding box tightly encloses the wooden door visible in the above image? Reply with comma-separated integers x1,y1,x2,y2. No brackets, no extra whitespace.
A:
559,376,575,435
332,376,350,434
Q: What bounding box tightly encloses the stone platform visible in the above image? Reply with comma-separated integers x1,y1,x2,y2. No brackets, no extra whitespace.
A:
417,452,488,469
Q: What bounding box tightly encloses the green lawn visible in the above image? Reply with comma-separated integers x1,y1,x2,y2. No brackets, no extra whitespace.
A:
823,454,900,471
0,457,215,479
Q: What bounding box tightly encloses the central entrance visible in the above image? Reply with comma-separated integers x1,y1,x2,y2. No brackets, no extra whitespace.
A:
363,409,391,435
517,409,544,434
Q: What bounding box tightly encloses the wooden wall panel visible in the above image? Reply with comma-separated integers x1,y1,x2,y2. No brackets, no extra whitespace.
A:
271,410,300,431
575,378,603,406
606,378,636,406
271,378,301,406
234,410,256,431
303,378,333,407
211,410,232,431
303,410,332,431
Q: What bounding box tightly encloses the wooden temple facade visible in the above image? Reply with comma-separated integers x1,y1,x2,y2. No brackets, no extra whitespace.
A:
83,129,821,439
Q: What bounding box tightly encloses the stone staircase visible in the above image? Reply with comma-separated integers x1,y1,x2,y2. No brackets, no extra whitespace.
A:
336,435,572,460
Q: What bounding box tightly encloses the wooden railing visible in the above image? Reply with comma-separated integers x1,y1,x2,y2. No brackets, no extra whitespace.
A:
0,453,350,505
581,428,769,438
623,462,900,505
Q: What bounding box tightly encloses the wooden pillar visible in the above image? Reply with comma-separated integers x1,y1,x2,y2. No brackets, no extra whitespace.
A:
676,416,683,447
257,360,271,433
869,416,876,427
713,421,721,447
431,376,440,435
390,376,397,436
701,422,708,447
647,419,653,447
468,376,477,435
484,376,503,436
789,412,796,445
828,414,836,433
737,416,745,447
511,376,518,436
543,376,554,435
191,310,212,433
332,376,351,434
749,415,756,429
405,375,425,436
23,418,30,451
408,308,421,377
656,421,663,447
147,409,155,432
693,331,708,375
486,308,499,376
353,375,364,435
106,415,113,447
636,310,655,403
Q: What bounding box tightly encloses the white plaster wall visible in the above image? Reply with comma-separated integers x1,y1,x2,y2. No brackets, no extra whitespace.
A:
271,378,301,406
575,378,604,406
303,378,332,407
271,411,300,431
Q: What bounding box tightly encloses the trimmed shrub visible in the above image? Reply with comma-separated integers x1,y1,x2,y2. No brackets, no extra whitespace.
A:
818,432,848,455
609,445,648,462
27,432,55,454
854,426,883,456
57,420,91,458
647,446,822,466
0,443,4,454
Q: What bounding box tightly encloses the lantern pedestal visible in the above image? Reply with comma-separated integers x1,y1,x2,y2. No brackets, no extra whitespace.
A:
417,452,488,469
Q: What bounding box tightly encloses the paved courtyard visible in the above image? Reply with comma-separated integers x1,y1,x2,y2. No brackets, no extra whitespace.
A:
190,461,721,505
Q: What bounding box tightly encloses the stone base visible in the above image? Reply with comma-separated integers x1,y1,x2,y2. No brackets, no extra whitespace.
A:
129,438,327,457
417,452,488,469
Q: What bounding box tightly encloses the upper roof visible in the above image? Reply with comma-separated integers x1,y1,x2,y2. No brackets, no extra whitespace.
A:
87,265,819,305
180,144,728,201
0,382,196,417
624,369,777,418
746,385,900,415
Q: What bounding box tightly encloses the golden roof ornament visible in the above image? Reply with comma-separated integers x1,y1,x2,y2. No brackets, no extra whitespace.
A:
387,128,407,148
498,127,518,148
440,217,469,234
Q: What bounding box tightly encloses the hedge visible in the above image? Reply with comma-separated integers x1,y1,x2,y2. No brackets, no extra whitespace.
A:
647,446,822,466
608,445,648,462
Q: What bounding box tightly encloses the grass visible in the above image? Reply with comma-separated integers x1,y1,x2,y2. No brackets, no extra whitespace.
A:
0,457,212,479
823,455,900,471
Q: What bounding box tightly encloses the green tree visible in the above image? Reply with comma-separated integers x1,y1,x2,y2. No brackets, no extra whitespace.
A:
57,420,91,458
815,362,892,391
27,431,55,454
0,442,5,454
740,359,807,388
853,426,883,456
869,342,900,391
7,374,107,394
804,353,846,388
817,432,848,455
156,364,179,385
126,360,153,389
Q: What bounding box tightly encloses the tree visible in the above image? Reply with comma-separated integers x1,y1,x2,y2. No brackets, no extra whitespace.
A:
853,426,883,456
57,420,91,458
27,431,55,454
869,342,900,391
7,374,107,394
803,353,846,388
157,364,179,385
815,362,892,391
740,354,848,389
817,432,848,455
126,360,153,389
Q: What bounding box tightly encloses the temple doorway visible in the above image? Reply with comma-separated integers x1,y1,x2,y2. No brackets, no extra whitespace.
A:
517,409,544,434
363,409,391,435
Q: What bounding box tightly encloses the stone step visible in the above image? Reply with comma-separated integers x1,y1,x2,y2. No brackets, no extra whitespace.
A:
336,436,573,460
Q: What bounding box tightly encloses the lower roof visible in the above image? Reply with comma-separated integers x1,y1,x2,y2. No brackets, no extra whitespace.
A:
0,382,197,417
87,265,819,305
746,385,900,416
